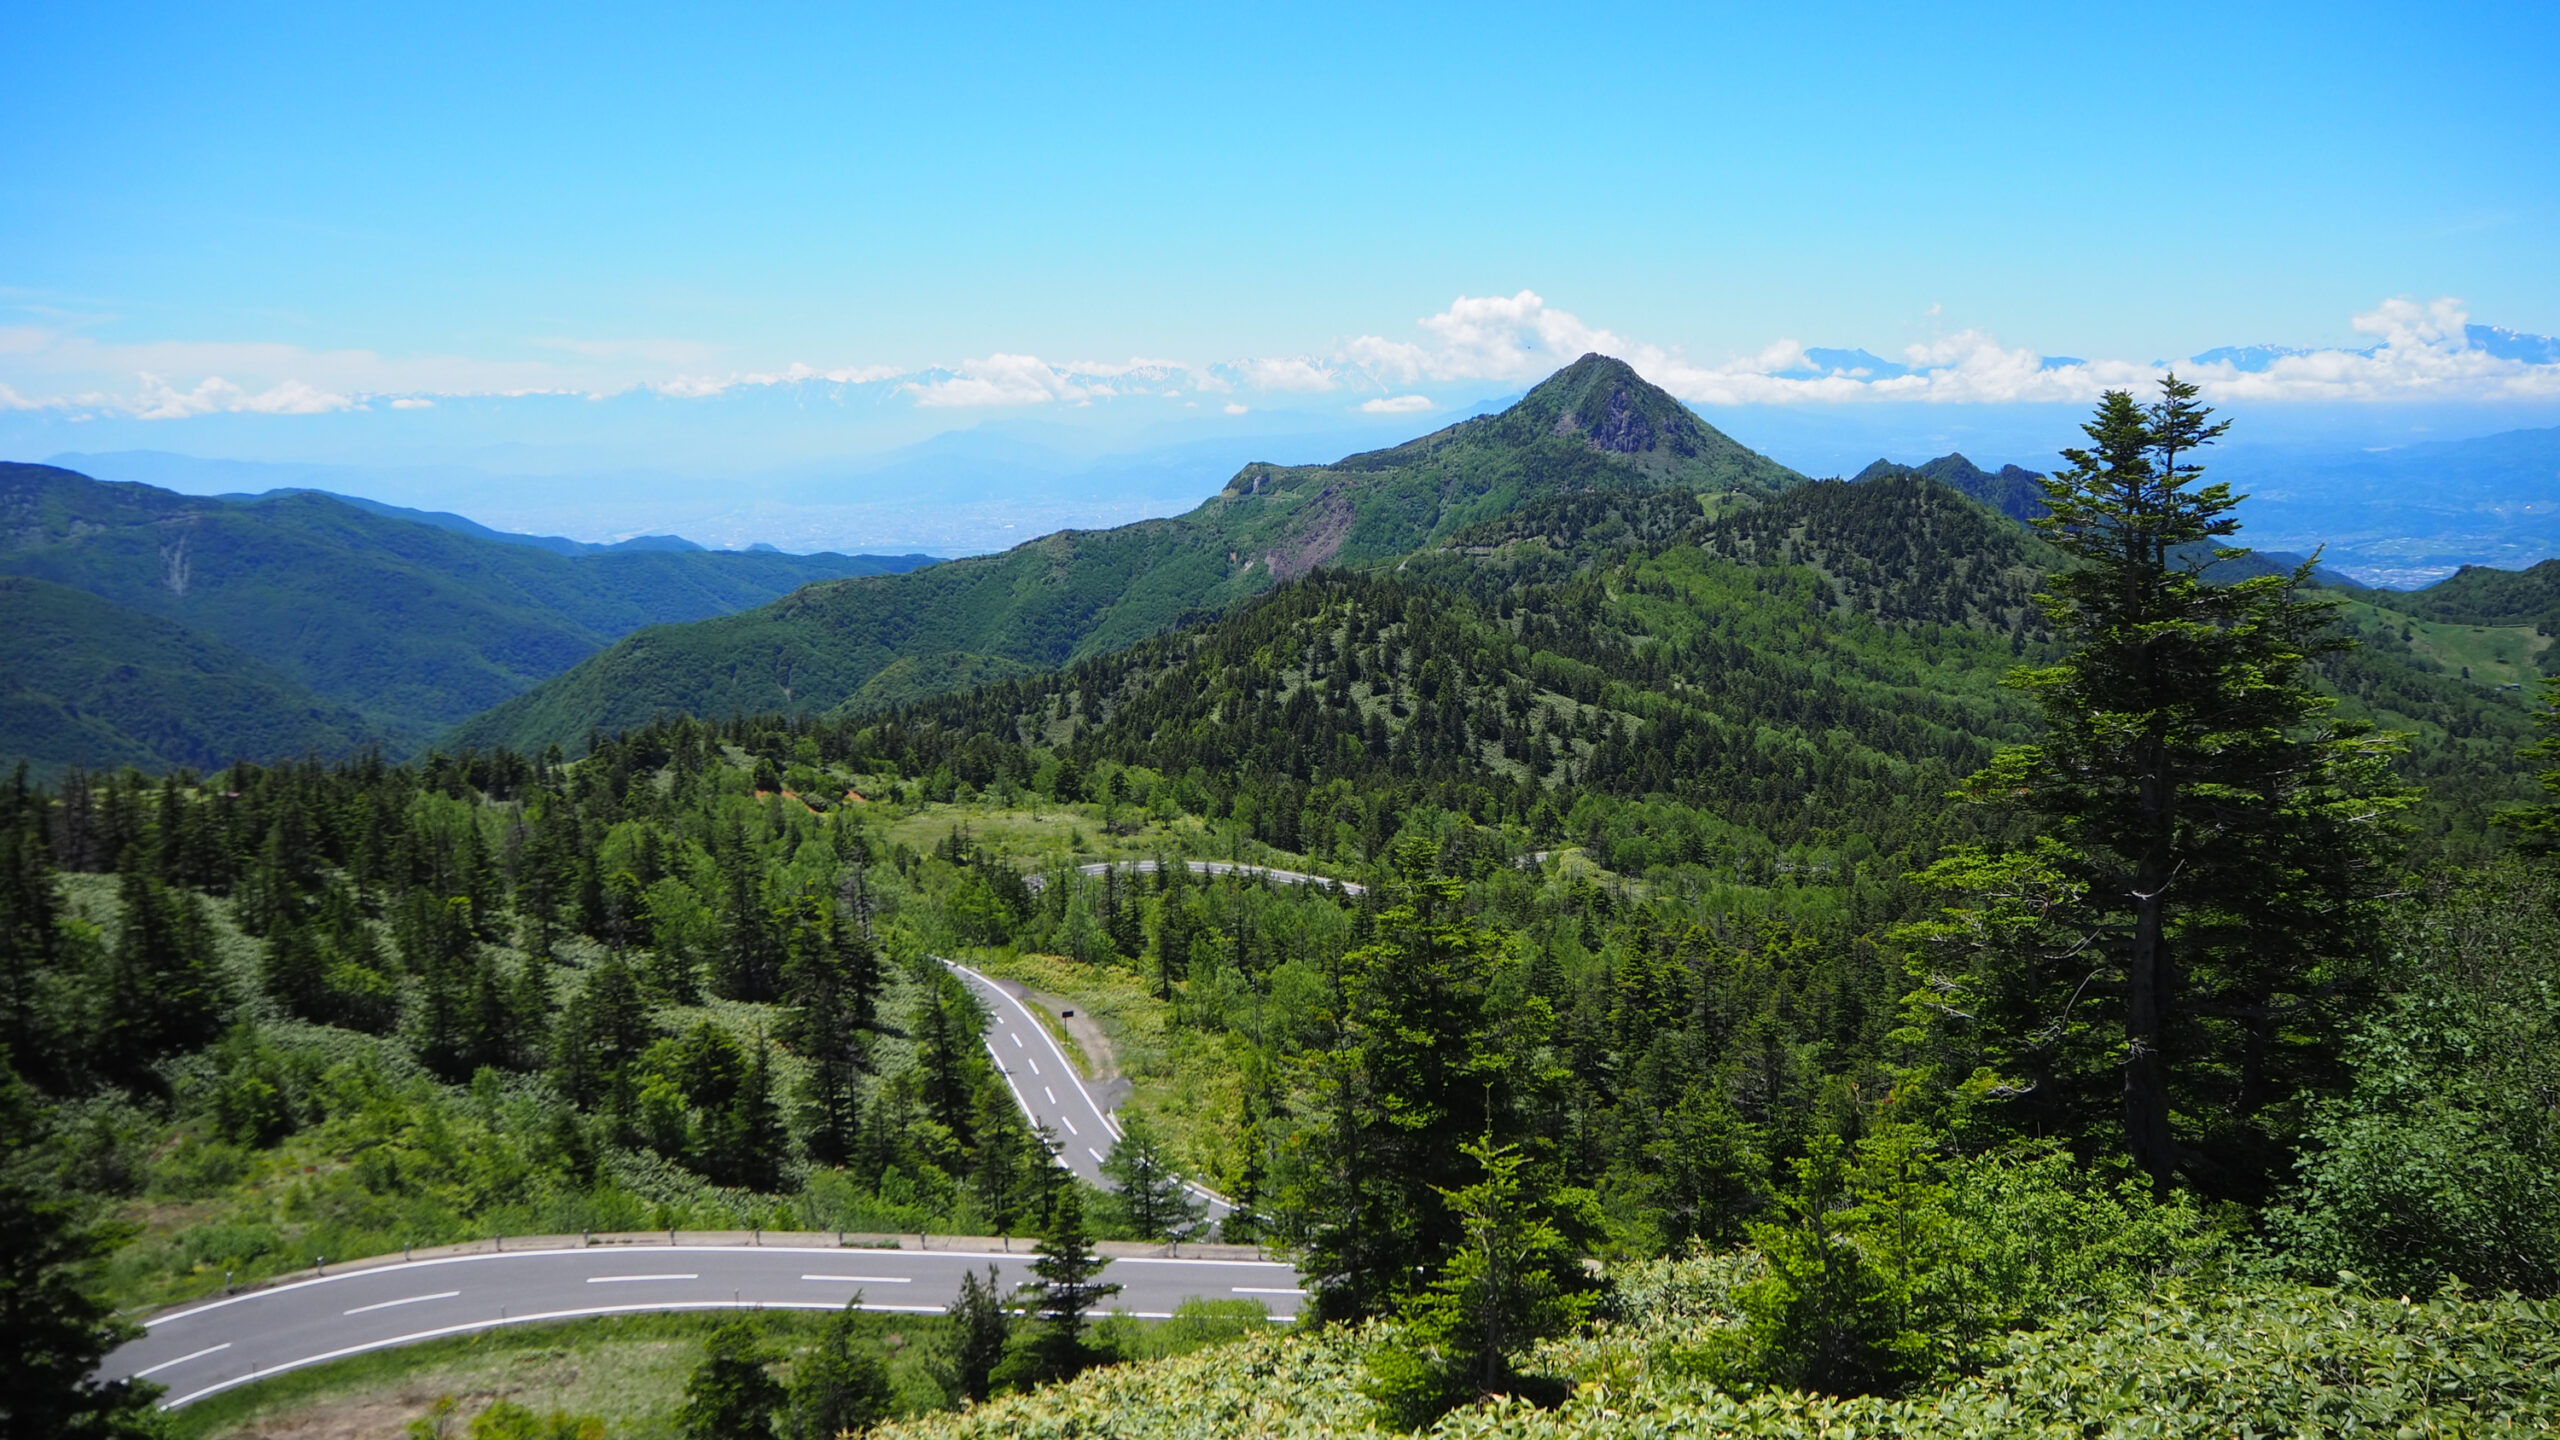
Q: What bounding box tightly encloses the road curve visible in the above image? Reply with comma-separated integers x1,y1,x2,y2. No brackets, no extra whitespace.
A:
941,959,1234,1219
108,1241,1304,1408
1023,859,1366,897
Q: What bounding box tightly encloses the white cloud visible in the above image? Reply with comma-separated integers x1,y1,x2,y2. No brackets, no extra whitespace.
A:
1341,290,1640,386
131,373,355,418
5,293,2555,426
1223,402,1249,415
1239,357,1338,392
2181,297,2560,403
903,353,1091,409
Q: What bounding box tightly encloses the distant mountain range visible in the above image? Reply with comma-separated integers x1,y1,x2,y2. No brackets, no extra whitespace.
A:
0,463,936,771
213,488,714,556
447,355,1807,755
9,355,2555,779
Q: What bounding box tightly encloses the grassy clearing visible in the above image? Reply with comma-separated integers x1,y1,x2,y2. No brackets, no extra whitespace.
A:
883,800,1216,874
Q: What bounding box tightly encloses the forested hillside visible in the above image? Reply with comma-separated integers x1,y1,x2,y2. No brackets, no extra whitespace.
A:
0,462,934,763
449,355,1808,755
0,577,376,774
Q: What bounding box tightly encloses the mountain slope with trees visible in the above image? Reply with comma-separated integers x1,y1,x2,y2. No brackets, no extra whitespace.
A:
449,355,1807,755
0,462,935,758
0,577,377,776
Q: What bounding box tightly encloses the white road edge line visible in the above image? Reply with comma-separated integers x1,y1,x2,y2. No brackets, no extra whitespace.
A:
944,959,1119,1149
1232,1286,1310,1295
585,1274,698,1284
134,1343,228,1378
145,1246,879,1327
141,1245,1252,1331
156,1302,979,1409
343,1290,459,1316
799,1275,913,1283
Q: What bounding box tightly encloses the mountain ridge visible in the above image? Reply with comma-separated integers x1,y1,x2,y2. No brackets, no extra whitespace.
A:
448,355,1808,754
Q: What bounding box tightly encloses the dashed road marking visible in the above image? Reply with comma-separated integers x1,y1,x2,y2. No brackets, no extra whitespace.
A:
344,1291,459,1316
135,1343,229,1377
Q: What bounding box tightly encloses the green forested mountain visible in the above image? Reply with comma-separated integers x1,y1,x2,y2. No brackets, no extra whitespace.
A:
1852,452,2052,522
0,576,376,774
0,462,935,756
450,355,1806,754
2366,556,2560,651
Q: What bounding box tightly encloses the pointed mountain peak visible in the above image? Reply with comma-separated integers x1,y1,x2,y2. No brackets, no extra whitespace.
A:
1506,353,1707,459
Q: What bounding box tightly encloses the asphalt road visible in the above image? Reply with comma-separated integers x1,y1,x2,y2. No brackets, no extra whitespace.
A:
103,951,1262,1407
944,958,1129,1189
1024,859,1367,896
941,958,1234,1220
113,1242,1305,1408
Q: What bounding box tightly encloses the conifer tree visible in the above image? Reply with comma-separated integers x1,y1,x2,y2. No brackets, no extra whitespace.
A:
2503,677,2560,854
1005,1186,1119,1387
784,1301,891,1440
1100,1114,1206,1239
0,1062,165,1438
1363,1136,1593,1426
932,1266,1012,1404
1288,836,1525,1322
1906,376,2411,1196
674,1318,781,1440
100,863,226,1087
0,817,62,1075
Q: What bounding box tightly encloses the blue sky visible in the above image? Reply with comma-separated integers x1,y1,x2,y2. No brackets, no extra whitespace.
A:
5,1,2557,501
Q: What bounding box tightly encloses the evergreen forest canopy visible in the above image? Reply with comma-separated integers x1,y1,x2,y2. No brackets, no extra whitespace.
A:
6,366,2560,1437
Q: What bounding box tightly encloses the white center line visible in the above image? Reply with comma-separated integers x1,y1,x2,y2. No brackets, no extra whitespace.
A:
1025,1055,1040,1075
344,1290,460,1316
1009,1031,1024,1048
1044,1085,1057,1104
800,1275,914,1284
1088,1146,1107,1164
1232,1286,1309,1296
1058,1113,1077,1135
134,1342,230,1378
585,1274,698,1284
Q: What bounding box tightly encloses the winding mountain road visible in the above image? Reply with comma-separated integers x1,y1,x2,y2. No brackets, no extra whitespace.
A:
943,958,1235,1219
103,957,1275,1409
1022,858,1367,896
110,1239,1303,1409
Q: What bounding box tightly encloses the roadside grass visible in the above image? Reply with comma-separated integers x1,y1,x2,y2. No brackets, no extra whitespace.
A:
164,1301,1279,1440
165,1309,953,1440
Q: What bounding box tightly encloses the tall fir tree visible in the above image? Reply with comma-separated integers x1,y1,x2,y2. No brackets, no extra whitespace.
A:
1905,376,2411,1196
